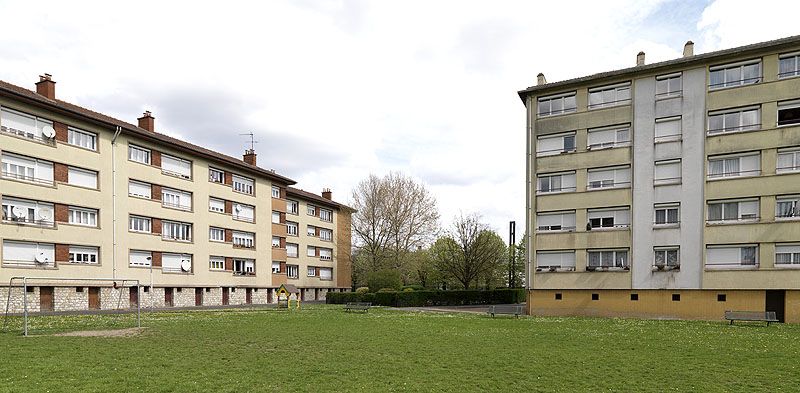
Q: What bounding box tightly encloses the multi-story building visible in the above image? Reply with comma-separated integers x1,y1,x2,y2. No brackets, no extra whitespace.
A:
520,35,800,323
0,74,352,312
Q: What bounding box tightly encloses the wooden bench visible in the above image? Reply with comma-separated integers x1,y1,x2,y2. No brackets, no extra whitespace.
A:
487,305,524,318
343,302,371,313
724,310,778,326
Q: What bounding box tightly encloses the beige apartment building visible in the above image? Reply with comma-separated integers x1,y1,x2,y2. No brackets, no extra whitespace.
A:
0,75,352,312
520,36,800,323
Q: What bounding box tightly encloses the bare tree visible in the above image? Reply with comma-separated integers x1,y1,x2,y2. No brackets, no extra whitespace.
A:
351,172,439,275
431,213,507,289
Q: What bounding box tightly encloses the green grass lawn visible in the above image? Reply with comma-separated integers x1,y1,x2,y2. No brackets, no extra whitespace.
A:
1,305,798,392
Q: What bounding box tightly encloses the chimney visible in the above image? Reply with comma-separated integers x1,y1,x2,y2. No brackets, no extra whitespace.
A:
322,188,332,200
35,74,56,100
138,111,155,132
683,41,694,57
636,51,646,66
243,149,257,166
537,73,547,86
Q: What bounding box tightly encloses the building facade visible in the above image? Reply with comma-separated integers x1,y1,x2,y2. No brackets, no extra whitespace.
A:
520,36,800,323
0,75,352,312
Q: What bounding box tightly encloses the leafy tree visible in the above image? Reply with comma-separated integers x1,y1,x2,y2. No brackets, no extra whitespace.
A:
366,269,402,292
431,213,507,289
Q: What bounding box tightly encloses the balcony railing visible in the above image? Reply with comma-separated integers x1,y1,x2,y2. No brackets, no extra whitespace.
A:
2,171,54,186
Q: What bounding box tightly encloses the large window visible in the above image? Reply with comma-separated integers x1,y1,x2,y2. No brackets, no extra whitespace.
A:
129,216,151,233
287,200,299,215
287,221,298,236
287,265,299,279
537,92,576,117
536,211,576,232
777,148,800,174
2,240,54,267
67,167,98,189
209,198,225,213
654,203,679,226
272,262,281,274
707,199,759,223
67,127,97,150
537,172,576,194
654,117,682,142
776,196,800,219
775,244,800,267
587,125,630,150
320,248,332,261
128,145,151,164
587,207,630,229
307,225,316,237
778,100,800,127
209,256,225,271
162,253,192,273
161,154,192,179
708,107,760,134
320,228,333,241
709,60,761,89
68,207,97,227
209,227,225,242
209,167,224,183
271,211,281,224
233,203,254,222
1,152,53,185
588,82,631,109
233,259,255,275
286,243,298,258
655,73,682,98
706,245,758,269
69,246,98,264
272,236,281,248
128,180,151,199
307,246,316,257
129,250,152,267
654,160,681,185
162,188,192,210
779,53,800,78
535,251,576,271
320,209,333,222
232,175,254,195
271,186,281,198
162,221,192,242
320,267,332,280
708,153,760,179
232,231,255,248
536,132,576,156
307,266,316,277
307,204,317,216
587,249,628,269
654,247,679,269
587,166,630,190
2,197,54,226
0,107,54,143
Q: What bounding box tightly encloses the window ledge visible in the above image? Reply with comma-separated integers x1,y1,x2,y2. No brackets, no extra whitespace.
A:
653,223,680,229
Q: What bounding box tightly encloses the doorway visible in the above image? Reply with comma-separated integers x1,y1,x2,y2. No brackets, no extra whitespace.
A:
165,287,174,307
766,290,786,323
245,288,252,304
88,287,101,310
129,287,139,309
222,287,229,306
195,288,203,306
40,286,54,312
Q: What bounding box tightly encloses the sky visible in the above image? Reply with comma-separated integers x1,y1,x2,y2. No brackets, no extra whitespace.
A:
1,0,799,238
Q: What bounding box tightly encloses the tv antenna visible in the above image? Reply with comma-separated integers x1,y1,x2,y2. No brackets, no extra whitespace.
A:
240,132,259,151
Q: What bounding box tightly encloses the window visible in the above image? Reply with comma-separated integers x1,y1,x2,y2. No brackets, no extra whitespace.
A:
537,92,576,117
1,152,54,184
0,107,54,143
708,107,760,134
654,160,681,185
656,73,682,97
209,256,225,270
588,82,631,109
307,246,316,257
69,246,98,264
286,243,299,258
587,166,630,189
654,247,679,268
209,227,225,242
161,154,192,179
67,167,98,189
209,198,225,213
272,262,281,274
537,172,576,194
536,211,576,232
307,266,316,277
536,132,576,156
320,228,333,241
128,145,151,164
233,259,254,275
775,244,800,267
535,251,576,271
272,236,281,248
776,196,800,219
67,127,97,150
162,188,192,210
320,209,333,222
320,267,332,280
587,208,630,229
707,199,759,222
232,175,254,195
232,231,255,248
162,221,192,242
777,148,800,173
209,167,224,183
708,153,760,179
320,248,332,261
68,207,97,227
287,221,298,236
709,60,761,89
654,203,680,225
2,240,55,266
287,200,299,215
2,197,54,226
779,53,800,78
587,249,628,269
128,180,151,199
654,117,682,142
233,204,255,222
706,245,758,269
272,186,281,198
778,100,800,127
307,204,317,216
307,225,316,237
272,211,281,224
129,250,151,267
162,253,192,273
129,216,151,233
587,125,630,150
287,265,299,278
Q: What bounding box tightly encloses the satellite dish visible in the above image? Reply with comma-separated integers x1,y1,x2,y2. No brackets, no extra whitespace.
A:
180,260,191,272
38,207,53,220
35,252,49,264
234,204,242,212
12,206,27,219
41,126,56,139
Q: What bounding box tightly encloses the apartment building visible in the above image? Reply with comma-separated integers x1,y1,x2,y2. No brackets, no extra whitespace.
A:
520,36,800,323
0,75,352,312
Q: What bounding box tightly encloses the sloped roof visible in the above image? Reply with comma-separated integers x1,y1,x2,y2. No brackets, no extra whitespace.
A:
286,187,354,212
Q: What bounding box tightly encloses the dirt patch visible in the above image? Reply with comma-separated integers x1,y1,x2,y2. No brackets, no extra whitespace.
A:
52,327,146,337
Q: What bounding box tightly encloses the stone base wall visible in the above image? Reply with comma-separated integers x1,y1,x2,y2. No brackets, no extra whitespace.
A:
229,288,246,305
173,288,195,308
252,288,268,304
0,287,40,313
54,287,87,311
143,287,166,308
100,287,130,310
204,288,222,306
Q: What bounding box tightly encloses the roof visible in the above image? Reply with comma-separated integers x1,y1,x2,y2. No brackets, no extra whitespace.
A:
286,187,354,212
0,79,296,185
277,284,300,294
518,34,800,103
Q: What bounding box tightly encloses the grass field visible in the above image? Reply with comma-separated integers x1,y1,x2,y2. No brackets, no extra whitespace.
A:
1,305,798,392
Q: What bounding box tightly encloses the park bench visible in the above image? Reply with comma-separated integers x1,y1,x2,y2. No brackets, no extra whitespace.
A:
724,310,778,326
343,302,371,313
487,305,524,318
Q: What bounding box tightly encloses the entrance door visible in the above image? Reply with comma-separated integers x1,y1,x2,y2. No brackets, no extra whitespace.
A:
766,290,786,323
314,288,319,301
40,286,54,312
300,289,305,301
195,288,203,306
88,287,101,310
165,288,174,307
267,289,273,304
222,287,230,306
129,287,139,309
245,288,252,304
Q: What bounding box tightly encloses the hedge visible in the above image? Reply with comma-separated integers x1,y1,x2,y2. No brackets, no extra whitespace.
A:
326,289,525,307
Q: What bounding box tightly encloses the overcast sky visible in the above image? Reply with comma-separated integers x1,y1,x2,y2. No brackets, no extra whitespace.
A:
1,0,799,237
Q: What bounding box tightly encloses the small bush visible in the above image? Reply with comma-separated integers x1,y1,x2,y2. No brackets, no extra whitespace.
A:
366,270,402,292
326,288,526,306
401,285,424,291
403,288,415,292
355,287,370,294
377,288,396,293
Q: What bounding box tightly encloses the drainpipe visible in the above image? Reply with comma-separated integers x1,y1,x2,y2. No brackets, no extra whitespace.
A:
111,126,122,281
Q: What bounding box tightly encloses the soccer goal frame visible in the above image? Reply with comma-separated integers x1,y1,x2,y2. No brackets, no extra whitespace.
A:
2,276,141,336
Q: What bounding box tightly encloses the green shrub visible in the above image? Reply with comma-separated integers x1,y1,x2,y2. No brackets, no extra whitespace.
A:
326,288,526,306
377,288,396,293
366,270,402,292
355,287,370,294
401,285,424,291
403,288,415,292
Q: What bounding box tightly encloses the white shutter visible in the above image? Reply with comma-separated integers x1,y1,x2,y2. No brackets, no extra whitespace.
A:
536,251,575,268
561,173,576,190
537,135,563,156
776,245,800,254
320,268,332,280
740,154,760,174
588,169,612,184
238,205,255,220
320,249,332,260
68,167,97,188
655,161,681,182
286,243,298,257
706,247,740,267
3,240,54,264
307,246,315,257
739,200,759,218
162,253,188,271
129,181,151,198
537,213,561,228
209,198,225,212
129,250,152,267
655,117,681,138
161,155,191,178
588,128,615,148
1,108,38,135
